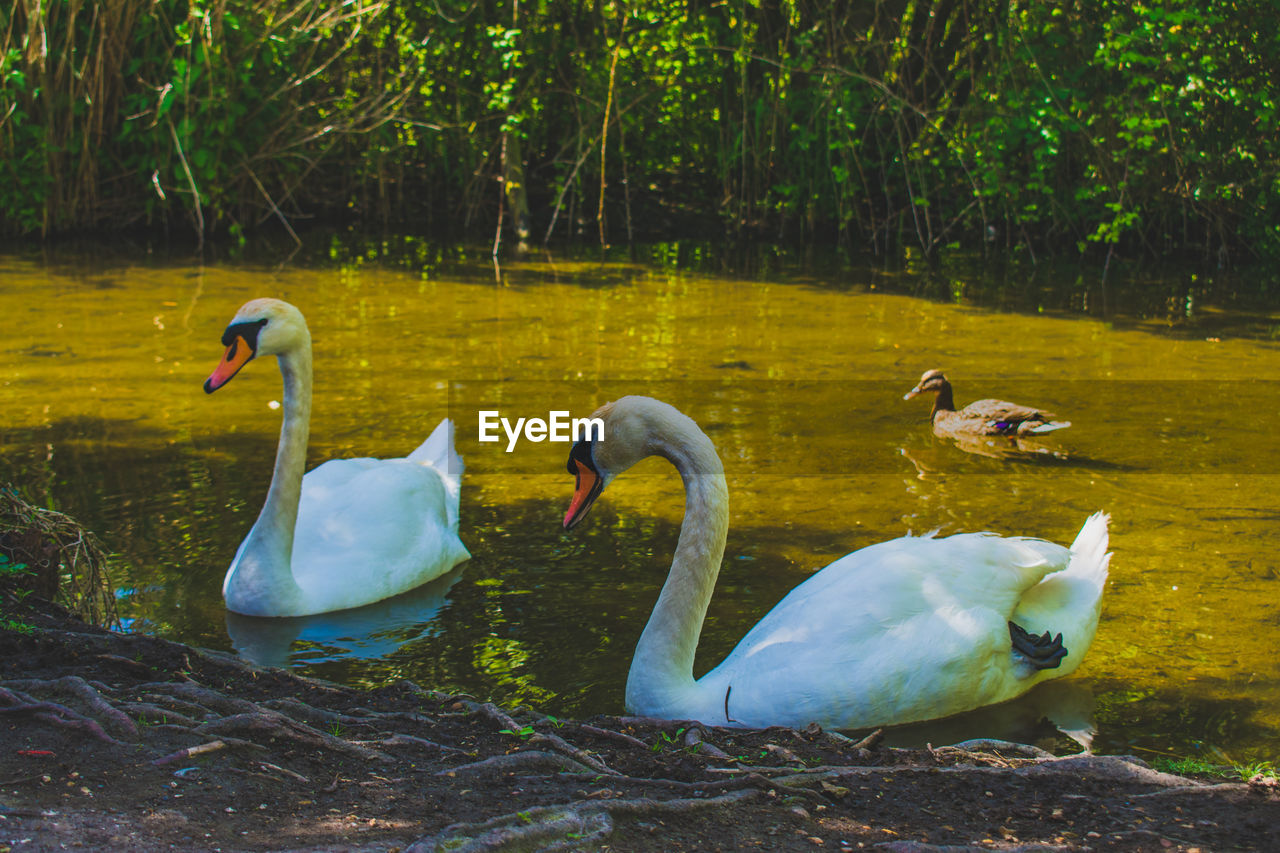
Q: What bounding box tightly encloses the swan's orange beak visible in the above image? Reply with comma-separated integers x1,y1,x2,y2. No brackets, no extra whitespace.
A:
204,335,255,393
564,459,603,530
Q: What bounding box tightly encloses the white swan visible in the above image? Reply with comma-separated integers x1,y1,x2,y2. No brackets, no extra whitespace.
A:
204,298,470,617
562,396,1110,730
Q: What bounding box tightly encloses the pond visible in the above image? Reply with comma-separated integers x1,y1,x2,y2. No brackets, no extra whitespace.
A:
1,236,1278,765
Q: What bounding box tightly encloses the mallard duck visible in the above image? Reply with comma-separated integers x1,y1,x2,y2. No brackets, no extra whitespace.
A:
562,395,1110,730
904,369,1070,437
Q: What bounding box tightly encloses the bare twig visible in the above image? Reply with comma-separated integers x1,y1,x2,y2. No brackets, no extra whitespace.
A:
151,739,230,767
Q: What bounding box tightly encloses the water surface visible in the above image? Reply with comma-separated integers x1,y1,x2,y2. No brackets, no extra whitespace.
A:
1,240,1277,765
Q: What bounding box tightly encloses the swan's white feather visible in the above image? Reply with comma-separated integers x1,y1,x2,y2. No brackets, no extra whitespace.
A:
408,419,464,530
289,449,470,615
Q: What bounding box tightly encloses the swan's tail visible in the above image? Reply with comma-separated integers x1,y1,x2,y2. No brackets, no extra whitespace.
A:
1012,511,1111,680
1066,510,1110,591
409,418,464,529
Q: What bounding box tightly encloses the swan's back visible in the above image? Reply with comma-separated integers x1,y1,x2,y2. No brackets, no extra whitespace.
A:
289,418,469,614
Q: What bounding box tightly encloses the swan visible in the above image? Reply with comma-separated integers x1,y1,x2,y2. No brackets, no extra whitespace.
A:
562,396,1110,730
905,369,1071,437
203,298,470,617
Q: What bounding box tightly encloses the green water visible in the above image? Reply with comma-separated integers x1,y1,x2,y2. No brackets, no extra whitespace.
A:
1,240,1277,764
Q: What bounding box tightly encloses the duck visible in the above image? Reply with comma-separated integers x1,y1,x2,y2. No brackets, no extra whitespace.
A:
904,369,1070,437
562,395,1109,730
204,298,470,617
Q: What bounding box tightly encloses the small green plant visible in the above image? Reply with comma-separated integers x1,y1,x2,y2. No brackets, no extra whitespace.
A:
1233,761,1278,782
327,722,346,738
650,727,687,752
499,725,536,740
1153,756,1220,777
1154,755,1278,781
0,617,36,635
0,554,36,634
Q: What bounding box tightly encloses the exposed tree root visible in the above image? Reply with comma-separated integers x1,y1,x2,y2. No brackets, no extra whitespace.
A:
876,842,1076,852
0,685,123,744
134,692,217,721
938,738,1055,760
438,750,598,778
406,788,762,852
196,712,392,762
261,697,373,729
116,701,204,728
4,676,139,739
137,681,264,717
554,721,649,750
768,753,1209,794
684,726,731,758
1132,781,1252,798
1,671,443,768
1017,754,1203,787
374,733,471,755
466,701,621,776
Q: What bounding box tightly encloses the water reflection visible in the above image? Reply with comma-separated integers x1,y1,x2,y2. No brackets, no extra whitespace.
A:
883,679,1096,752
226,566,465,668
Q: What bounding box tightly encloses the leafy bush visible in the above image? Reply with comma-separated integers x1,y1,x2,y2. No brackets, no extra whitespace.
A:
2,0,1276,260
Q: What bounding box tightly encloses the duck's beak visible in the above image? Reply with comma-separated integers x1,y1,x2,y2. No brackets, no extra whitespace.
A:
204,335,256,393
903,385,922,401
564,459,604,530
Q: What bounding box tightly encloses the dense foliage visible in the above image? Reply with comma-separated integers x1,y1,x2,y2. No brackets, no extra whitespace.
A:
2,0,1277,259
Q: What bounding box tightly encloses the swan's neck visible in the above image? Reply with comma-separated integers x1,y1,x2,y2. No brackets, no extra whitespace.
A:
225,340,313,612
626,425,729,713
931,382,956,420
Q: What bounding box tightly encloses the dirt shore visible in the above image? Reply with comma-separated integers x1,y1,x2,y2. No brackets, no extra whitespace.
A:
1,602,1276,852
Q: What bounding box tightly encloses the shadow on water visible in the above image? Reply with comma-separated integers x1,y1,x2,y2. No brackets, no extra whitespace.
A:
883,679,1097,753
1088,678,1280,766
7,231,1278,341
898,442,1138,477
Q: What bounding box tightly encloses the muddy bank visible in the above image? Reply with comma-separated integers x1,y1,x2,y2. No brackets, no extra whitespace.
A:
1,603,1276,852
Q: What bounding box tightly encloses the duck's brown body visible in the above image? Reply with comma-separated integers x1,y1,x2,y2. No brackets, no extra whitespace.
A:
904,370,1070,437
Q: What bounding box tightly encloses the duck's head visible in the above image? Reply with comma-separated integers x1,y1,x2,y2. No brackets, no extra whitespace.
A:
903,368,950,401
562,396,714,530
204,298,310,393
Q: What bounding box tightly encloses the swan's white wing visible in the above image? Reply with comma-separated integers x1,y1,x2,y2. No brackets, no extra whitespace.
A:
706,532,1075,729
408,419,463,529
289,458,470,614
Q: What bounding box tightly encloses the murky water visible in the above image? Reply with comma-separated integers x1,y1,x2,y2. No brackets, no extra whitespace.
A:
2,239,1278,765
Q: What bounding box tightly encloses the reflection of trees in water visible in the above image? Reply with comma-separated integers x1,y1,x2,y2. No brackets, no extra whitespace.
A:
0,416,275,648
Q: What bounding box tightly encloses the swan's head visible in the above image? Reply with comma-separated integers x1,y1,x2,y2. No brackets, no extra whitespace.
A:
563,396,716,530
903,368,949,401
204,298,310,393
